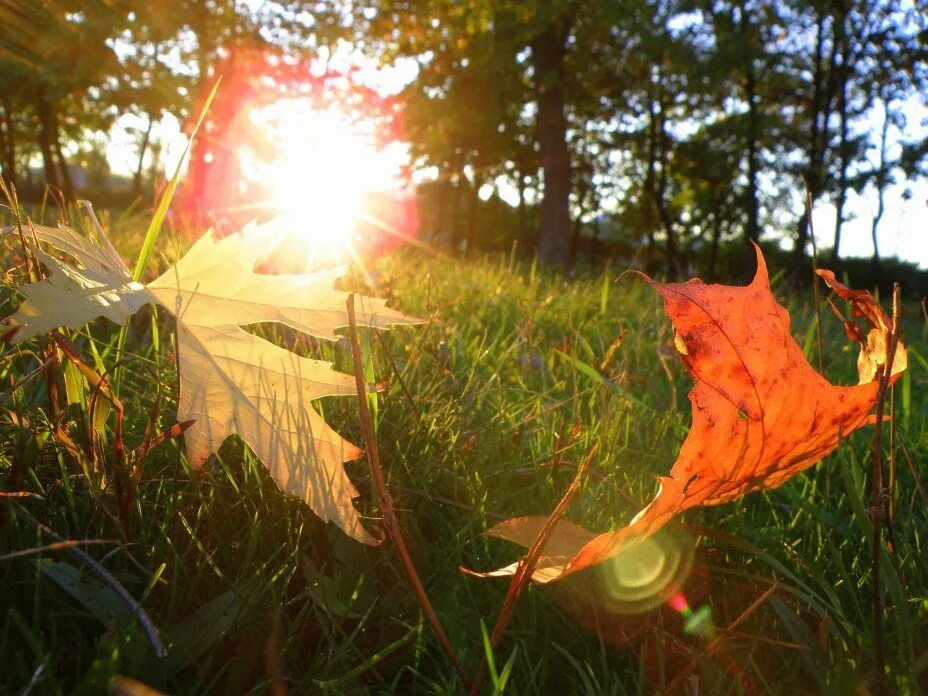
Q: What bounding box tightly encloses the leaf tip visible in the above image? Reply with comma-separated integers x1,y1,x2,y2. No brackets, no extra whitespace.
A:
749,242,770,288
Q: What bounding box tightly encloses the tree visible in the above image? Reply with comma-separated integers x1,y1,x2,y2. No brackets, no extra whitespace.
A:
0,61,30,190
528,5,575,269
368,0,647,270
0,1,180,200
400,23,527,251
108,4,196,201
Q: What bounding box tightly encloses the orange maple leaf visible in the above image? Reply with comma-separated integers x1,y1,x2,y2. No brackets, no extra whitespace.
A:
474,246,906,583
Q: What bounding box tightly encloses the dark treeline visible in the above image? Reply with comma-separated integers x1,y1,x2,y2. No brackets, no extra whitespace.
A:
1,0,927,287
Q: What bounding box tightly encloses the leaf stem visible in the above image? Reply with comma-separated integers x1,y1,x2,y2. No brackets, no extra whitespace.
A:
345,294,469,686
870,282,902,695
806,189,825,375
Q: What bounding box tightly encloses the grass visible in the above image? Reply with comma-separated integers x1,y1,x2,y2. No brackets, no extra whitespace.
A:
1,210,927,694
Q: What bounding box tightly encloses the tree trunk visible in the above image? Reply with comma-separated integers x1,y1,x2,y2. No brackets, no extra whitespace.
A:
35,88,60,193
744,72,760,244
571,170,591,266
0,97,16,189
741,6,761,278
466,172,483,253
531,18,573,271
831,12,850,269
708,198,724,283
589,214,602,266
795,10,835,270
657,106,678,278
50,100,73,199
133,115,154,201
46,96,75,201
450,170,463,251
195,2,213,88
643,90,659,275
54,129,74,202
871,99,890,269
648,85,678,278
516,171,533,255
429,181,445,246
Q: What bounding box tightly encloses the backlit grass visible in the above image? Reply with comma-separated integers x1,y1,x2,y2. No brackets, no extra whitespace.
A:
1,213,927,693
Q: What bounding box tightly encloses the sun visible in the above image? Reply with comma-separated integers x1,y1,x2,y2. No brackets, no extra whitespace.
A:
239,98,407,267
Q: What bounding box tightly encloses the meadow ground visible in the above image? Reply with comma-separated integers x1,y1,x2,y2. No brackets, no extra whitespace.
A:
1,215,927,694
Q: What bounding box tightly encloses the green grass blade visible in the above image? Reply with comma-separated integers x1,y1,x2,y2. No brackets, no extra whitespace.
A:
554,348,655,415
114,78,220,393
132,77,221,282
313,626,416,690
480,620,499,688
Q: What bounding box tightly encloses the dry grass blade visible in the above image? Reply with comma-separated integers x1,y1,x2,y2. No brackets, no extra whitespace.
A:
0,539,120,562
0,352,58,400
131,421,195,462
41,341,61,423
50,331,121,410
468,442,597,696
896,431,928,513
0,180,34,282
374,328,421,420
51,331,133,537
869,282,902,696
666,581,780,693
78,200,122,262
345,293,469,686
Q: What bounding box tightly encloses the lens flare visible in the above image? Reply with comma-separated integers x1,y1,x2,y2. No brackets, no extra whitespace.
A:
666,588,715,638
593,528,694,615
546,528,714,650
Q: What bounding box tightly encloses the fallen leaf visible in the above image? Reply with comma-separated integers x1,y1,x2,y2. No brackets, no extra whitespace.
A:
475,245,906,583
5,219,420,544
7,223,152,337
815,270,906,384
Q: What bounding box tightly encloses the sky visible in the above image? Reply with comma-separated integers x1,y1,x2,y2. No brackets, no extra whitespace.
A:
810,182,928,267
807,94,928,269
102,44,928,269
105,39,418,175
